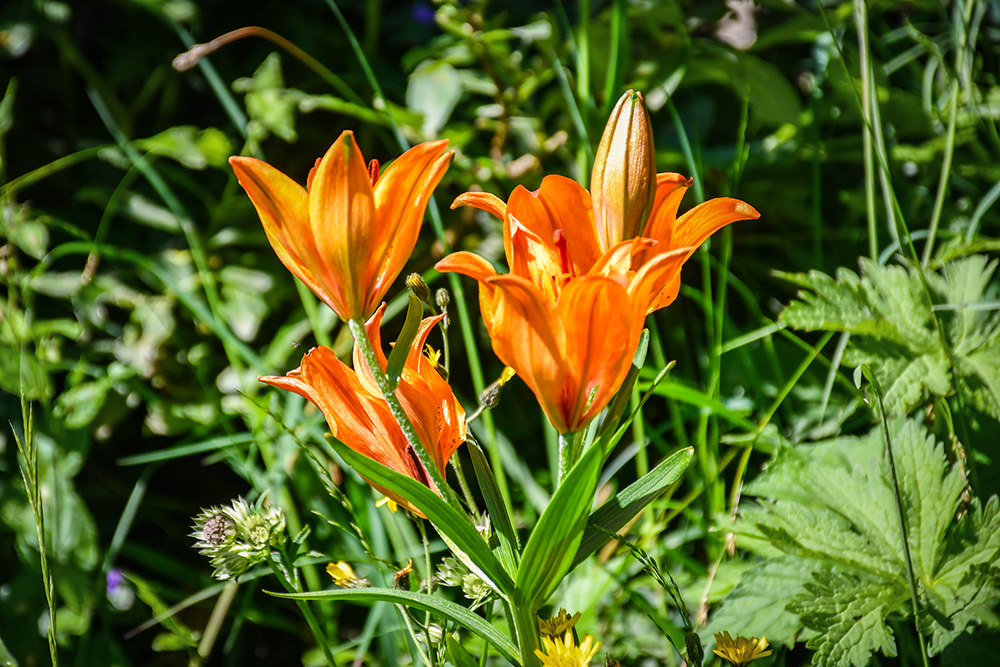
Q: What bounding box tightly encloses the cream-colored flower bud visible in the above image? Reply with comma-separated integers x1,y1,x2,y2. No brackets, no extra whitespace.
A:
590,90,657,250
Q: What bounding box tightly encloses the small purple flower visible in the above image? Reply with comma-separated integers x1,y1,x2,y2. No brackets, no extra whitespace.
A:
106,568,124,595
412,2,435,25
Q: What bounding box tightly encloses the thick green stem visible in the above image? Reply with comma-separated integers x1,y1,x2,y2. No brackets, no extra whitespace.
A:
347,318,463,512
512,603,542,667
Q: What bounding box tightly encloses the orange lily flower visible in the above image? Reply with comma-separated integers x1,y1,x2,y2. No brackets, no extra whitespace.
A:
259,304,465,516
230,131,453,321
436,91,758,433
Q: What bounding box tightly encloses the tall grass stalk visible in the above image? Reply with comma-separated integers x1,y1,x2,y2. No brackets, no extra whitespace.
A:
13,391,59,667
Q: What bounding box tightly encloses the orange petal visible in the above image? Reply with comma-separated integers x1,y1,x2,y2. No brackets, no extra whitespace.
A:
308,131,378,319
640,172,693,245
556,277,636,431
590,237,659,280
452,191,507,219
508,215,565,302
260,348,414,476
486,274,568,430
435,252,502,329
368,140,453,315
628,247,689,315
505,176,602,275
230,156,330,309
672,197,760,251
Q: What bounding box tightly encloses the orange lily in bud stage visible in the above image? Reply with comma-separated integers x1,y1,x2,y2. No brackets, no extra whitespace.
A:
259,305,465,516
230,131,453,321
437,89,759,434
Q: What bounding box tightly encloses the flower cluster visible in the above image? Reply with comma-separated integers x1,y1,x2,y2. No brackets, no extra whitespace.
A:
232,133,465,511
437,90,759,433
258,304,465,516
191,497,286,580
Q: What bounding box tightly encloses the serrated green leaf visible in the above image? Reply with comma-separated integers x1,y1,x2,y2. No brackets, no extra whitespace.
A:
326,437,514,599
779,255,1000,416
233,53,298,143
706,556,818,649
788,570,904,667
268,587,519,663
406,60,463,135
135,126,232,169
734,417,1000,663
53,378,112,429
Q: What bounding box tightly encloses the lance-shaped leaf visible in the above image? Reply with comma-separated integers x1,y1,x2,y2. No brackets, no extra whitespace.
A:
572,447,693,568
269,587,519,663
468,434,520,574
385,294,423,390
327,437,514,599
515,444,603,610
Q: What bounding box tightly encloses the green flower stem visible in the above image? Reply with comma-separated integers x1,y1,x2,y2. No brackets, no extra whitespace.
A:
512,603,542,667
451,455,479,514
347,318,464,512
866,373,931,667
265,550,338,666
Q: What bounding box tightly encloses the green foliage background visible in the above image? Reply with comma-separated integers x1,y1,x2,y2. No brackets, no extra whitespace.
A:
1,0,998,665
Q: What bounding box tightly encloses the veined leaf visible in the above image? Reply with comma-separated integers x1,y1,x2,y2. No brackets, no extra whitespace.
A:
706,556,818,649
733,418,1000,666
788,571,904,667
516,444,602,610
779,256,1000,416
326,437,514,599
467,435,519,574
269,587,519,663
572,447,693,568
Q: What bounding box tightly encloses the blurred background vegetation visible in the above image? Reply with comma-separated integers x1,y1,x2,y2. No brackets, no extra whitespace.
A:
1,0,998,665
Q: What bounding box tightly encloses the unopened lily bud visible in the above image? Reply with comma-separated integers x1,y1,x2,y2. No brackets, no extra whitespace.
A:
590,90,657,249
406,273,431,303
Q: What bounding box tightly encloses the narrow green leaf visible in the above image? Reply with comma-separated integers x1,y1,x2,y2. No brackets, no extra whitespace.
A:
446,636,480,667
385,295,424,390
649,380,755,431
268,587,519,663
467,435,520,573
327,437,514,599
515,444,602,609
597,361,675,458
117,432,256,465
572,448,693,568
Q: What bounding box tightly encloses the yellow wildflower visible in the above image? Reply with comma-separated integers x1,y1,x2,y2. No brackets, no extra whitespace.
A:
713,632,773,666
376,495,399,513
326,561,369,588
537,608,582,637
535,630,601,667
